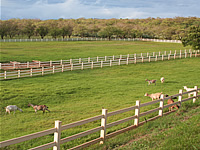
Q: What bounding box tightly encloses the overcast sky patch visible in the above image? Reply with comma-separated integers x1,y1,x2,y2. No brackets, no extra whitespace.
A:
1,0,200,20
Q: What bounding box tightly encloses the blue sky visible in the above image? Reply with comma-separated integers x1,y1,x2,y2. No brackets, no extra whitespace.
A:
1,0,200,20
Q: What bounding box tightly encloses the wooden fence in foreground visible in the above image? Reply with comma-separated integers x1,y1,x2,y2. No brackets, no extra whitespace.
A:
0,87,199,150
0,49,199,80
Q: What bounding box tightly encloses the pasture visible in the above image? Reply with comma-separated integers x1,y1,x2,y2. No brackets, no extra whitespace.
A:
0,41,200,149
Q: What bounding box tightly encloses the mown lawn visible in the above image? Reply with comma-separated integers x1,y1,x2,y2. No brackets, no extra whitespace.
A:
0,41,191,62
0,41,199,149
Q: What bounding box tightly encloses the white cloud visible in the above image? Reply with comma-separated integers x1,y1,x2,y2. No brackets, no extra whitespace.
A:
1,0,200,20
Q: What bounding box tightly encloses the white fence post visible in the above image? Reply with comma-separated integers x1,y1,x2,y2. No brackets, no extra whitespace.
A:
134,100,140,126
71,63,73,71
70,59,72,64
30,68,32,77
118,59,121,65
27,62,29,68
178,89,183,107
53,120,62,150
126,57,129,65
113,55,115,61
62,65,64,72
50,60,52,67
168,54,170,60
149,56,151,62
81,62,84,70
0,63,1,70
134,57,137,64
110,60,112,67
4,71,6,79
53,66,55,74
193,86,198,103
91,61,93,69
79,58,81,64
155,55,157,61
159,94,164,116
39,61,41,67
18,70,20,78
88,57,90,63
60,60,63,65
100,109,108,144
101,60,103,68
105,56,107,61
97,56,99,62
174,53,176,59
142,56,144,63
162,54,164,61
180,50,182,58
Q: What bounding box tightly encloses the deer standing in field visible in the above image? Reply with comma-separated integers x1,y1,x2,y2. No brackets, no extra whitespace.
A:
5,105,23,114
28,103,50,113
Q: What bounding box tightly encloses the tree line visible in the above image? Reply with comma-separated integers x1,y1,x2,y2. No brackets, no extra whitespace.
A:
0,17,199,46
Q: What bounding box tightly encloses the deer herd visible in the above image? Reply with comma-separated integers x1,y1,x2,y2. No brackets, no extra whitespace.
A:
4,76,197,115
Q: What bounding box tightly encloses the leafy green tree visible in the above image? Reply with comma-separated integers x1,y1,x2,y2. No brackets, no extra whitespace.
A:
60,24,73,38
98,26,118,40
23,22,36,39
6,20,18,38
0,21,8,39
182,25,200,49
36,26,49,39
50,28,61,39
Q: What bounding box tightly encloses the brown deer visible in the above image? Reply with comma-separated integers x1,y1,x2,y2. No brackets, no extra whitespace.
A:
28,103,50,113
145,79,156,85
167,98,179,111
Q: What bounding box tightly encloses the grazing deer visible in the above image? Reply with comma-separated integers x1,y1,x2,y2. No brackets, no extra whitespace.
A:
146,79,156,85
144,92,162,101
5,105,23,114
28,103,50,113
167,98,179,111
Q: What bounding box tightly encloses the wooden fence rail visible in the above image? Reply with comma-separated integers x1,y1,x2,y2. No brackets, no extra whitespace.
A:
0,87,199,150
0,50,199,80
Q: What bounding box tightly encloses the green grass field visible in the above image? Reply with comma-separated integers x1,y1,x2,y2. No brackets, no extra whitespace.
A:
0,41,199,149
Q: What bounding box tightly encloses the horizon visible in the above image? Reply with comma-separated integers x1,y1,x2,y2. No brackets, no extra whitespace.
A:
1,0,200,20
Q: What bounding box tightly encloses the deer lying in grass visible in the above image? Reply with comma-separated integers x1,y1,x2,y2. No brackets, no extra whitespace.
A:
145,79,156,85
28,103,50,113
144,92,162,101
167,98,179,111
5,105,23,114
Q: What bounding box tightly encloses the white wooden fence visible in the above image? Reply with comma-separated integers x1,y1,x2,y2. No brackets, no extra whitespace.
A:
0,37,182,43
0,87,199,150
0,50,199,80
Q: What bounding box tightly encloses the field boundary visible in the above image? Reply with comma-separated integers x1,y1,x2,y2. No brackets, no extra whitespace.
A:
0,87,199,149
0,49,199,80
0,37,182,43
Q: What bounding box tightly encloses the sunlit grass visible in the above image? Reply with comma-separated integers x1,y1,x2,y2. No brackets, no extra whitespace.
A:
0,41,199,149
